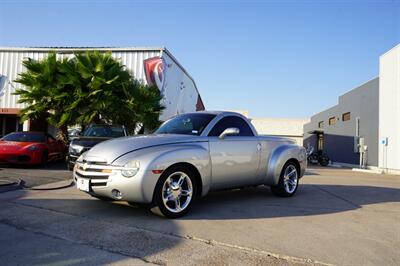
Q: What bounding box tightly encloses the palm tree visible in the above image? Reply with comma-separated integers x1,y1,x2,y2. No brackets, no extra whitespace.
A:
14,53,70,140
67,51,164,133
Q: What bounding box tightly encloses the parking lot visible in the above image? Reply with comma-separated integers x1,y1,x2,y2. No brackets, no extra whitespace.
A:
0,166,399,265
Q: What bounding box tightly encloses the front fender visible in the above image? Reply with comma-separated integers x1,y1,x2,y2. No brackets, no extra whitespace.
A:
146,145,211,199
265,144,307,186
113,143,211,203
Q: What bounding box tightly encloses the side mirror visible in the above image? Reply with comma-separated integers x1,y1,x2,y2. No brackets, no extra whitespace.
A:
219,127,240,139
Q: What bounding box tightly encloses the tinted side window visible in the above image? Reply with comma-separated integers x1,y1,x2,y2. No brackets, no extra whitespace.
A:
208,116,254,137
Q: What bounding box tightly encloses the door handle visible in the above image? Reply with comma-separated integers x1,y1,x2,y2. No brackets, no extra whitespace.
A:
257,143,262,151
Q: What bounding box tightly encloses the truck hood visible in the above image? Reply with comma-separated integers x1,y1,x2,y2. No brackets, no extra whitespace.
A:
84,134,205,164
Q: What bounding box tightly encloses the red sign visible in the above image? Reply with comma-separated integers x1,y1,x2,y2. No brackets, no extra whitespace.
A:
144,57,166,93
0,108,20,114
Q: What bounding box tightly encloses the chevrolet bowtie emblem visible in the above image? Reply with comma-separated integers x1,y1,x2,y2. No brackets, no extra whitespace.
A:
83,163,88,171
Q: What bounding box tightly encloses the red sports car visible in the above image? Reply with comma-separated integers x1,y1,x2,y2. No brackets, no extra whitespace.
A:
0,131,66,165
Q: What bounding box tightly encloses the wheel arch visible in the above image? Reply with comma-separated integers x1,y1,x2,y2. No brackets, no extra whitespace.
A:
286,158,300,174
166,162,203,198
265,144,306,186
151,162,204,203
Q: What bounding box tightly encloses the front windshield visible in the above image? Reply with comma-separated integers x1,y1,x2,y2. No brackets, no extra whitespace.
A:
2,132,46,142
155,113,216,135
83,126,125,138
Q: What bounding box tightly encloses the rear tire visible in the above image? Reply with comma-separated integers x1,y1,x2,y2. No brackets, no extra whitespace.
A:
151,165,197,218
308,154,319,164
271,161,299,197
319,156,329,166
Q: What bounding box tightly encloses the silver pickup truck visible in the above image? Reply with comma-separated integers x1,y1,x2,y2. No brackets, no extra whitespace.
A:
74,111,307,218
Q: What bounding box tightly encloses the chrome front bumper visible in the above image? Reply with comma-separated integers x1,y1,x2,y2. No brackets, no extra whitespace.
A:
73,161,151,203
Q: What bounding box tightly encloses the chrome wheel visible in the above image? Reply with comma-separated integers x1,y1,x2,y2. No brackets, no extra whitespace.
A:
162,171,193,213
283,164,298,194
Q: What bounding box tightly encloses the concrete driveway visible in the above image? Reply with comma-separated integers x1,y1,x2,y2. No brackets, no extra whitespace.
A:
0,167,399,265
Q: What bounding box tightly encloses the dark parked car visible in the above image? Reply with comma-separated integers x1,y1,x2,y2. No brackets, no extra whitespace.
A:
67,124,127,170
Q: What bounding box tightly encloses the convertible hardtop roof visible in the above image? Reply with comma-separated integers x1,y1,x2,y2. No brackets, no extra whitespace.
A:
176,111,259,136
187,110,245,116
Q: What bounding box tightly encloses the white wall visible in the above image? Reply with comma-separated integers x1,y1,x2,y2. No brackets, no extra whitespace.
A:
251,117,309,145
226,110,308,145
160,52,200,121
379,44,400,171
303,78,379,166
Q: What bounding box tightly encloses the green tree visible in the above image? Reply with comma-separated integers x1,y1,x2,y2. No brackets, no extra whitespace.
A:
14,51,164,138
14,53,72,140
65,51,164,133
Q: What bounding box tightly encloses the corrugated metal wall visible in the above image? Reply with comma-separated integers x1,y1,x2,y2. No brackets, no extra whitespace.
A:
0,49,162,109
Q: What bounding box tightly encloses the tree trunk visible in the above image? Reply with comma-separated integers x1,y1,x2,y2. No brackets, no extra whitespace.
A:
59,124,69,143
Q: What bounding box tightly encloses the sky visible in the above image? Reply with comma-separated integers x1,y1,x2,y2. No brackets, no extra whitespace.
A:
0,0,399,118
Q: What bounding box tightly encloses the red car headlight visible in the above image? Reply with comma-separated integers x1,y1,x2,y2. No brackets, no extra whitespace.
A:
27,145,40,151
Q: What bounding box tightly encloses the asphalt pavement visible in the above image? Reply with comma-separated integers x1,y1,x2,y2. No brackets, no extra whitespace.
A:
0,162,72,191
0,167,399,265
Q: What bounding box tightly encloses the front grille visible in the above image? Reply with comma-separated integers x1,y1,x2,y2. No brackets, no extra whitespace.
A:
76,164,104,173
74,161,113,187
92,182,107,187
82,159,107,165
75,171,109,180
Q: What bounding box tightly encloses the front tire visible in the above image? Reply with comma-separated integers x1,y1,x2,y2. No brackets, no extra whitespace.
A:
67,162,74,171
271,161,299,197
152,165,197,218
40,150,48,166
319,156,329,166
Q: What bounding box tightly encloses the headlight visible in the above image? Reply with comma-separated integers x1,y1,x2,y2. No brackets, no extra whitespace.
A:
121,161,140,178
69,144,84,154
27,145,39,151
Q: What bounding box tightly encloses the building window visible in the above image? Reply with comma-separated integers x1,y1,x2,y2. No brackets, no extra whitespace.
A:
317,134,324,151
342,112,351,121
318,121,324,128
329,117,336,125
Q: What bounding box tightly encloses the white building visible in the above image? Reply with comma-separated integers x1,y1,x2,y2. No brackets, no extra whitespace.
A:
251,117,309,146
229,110,308,145
0,47,204,135
379,44,400,172
304,43,400,173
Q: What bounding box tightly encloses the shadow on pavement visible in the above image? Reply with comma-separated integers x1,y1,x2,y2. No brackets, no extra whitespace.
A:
0,161,67,171
183,184,400,220
0,191,181,266
13,184,400,222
